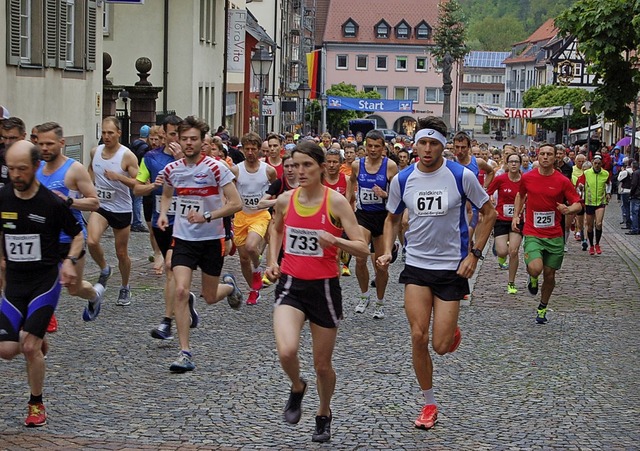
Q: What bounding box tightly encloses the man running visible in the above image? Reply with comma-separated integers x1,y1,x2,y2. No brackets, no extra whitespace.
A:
577,154,611,255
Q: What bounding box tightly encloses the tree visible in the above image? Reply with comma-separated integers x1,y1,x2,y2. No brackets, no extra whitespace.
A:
555,0,640,126
325,82,381,135
522,85,594,135
468,16,526,51
432,0,469,64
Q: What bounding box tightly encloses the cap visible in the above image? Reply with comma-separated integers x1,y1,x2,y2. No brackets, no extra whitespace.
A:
394,143,402,149
284,143,296,151
0,105,9,119
139,125,150,138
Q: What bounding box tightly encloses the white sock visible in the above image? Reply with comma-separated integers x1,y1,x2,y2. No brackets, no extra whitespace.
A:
361,290,370,298
423,388,436,406
376,298,384,305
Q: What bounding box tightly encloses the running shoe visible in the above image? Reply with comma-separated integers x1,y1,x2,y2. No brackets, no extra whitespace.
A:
595,244,602,255
246,290,260,305
46,314,58,333
116,287,131,306
261,274,272,288
372,303,385,319
564,245,569,253
251,270,263,291
507,282,518,295
414,404,438,430
97,265,112,288
151,321,173,340
229,241,237,256
222,273,243,310
283,378,307,424
589,246,595,255
401,248,406,262
581,240,588,251
82,284,104,322
354,295,370,313
527,275,538,295
449,326,462,353
311,414,332,443
536,305,548,324
390,242,399,263
575,232,582,241
370,279,376,288
25,403,47,427
169,351,195,373
341,264,351,277
188,292,199,329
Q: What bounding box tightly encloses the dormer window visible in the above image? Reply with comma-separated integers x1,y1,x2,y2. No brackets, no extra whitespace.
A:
343,19,358,38
396,20,410,39
375,20,390,39
416,21,431,40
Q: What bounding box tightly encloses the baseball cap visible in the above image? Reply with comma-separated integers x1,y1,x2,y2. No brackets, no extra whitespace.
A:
139,125,150,138
284,143,296,151
0,105,9,119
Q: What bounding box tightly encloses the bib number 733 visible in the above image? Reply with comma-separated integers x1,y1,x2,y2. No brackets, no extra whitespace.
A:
285,227,323,256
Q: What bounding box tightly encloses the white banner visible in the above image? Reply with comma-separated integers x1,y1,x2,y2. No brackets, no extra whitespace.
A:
476,103,565,119
227,10,246,73
262,99,275,117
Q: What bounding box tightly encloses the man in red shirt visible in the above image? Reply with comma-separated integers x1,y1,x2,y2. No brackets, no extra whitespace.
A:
512,143,582,324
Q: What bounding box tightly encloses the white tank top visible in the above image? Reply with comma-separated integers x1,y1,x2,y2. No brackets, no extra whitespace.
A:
236,161,270,213
92,144,133,213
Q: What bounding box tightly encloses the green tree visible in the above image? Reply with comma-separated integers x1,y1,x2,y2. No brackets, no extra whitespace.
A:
523,85,593,135
468,16,526,51
325,82,381,135
555,0,640,126
432,0,469,64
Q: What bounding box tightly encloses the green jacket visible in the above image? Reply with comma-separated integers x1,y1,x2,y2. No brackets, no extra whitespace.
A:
582,168,610,206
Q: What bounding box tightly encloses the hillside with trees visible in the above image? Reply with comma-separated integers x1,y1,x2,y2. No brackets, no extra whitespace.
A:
460,0,578,50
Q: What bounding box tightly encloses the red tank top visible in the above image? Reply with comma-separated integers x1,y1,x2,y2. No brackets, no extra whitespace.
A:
323,173,348,197
266,157,284,179
280,187,342,279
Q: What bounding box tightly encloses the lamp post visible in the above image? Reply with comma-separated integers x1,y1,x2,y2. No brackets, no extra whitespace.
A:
118,89,130,145
297,82,311,135
583,99,593,157
562,103,574,146
320,93,327,134
251,47,273,139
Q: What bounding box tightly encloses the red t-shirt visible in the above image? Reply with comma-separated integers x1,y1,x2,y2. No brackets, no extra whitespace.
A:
487,173,521,222
323,173,348,197
519,169,581,238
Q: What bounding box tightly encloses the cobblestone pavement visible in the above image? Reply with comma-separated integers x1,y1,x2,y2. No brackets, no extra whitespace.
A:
1,203,638,450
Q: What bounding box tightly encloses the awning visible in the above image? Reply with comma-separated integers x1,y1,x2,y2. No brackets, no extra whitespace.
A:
570,124,602,135
246,11,276,47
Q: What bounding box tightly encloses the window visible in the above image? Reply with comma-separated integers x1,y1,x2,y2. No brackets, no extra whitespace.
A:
343,19,358,37
475,115,485,126
64,0,74,66
394,87,418,101
416,57,427,72
376,55,387,70
469,74,481,83
491,75,503,84
416,21,431,39
356,55,368,70
459,112,468,125
199,0,217,44
364,86,387,99
336,54,348,69
396,56,407,71
396,20,410,39
102,3,110,35
492,93,500,104
461,93,469,104
375,20,389,38
477,93,485,103
425,88,444,103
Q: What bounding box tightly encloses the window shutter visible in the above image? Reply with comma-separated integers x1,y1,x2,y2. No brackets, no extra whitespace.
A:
45,0,57,67
7,0,20,65
85,1,97,70
57,1,68,68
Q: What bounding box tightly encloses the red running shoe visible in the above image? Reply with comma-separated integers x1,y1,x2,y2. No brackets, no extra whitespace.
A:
251,270,262,291
595,244,602,254
246,290,260,305
46,314,58,334
589,246,595,255
25,403,47,427
414,404,438,430
449,326,462,353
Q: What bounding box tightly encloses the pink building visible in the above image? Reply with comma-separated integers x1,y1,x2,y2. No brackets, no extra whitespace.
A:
319,0,459,135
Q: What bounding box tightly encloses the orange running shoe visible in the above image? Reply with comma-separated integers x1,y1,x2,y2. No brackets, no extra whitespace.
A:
46,314,58,334
25,403,47,427
414,404,438,430
449,326,462,353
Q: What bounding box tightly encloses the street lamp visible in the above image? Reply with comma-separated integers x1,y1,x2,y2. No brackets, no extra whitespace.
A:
297,82,311,135
583,99,593,157
562,103,574,146
118,89,130,144
251,46,273,139
319,93,327,134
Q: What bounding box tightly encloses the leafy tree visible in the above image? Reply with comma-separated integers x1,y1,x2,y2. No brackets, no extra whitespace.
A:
556,0,640,126
325,82,381,135
432,0,469,64
523,85,593,135
468,16,526,51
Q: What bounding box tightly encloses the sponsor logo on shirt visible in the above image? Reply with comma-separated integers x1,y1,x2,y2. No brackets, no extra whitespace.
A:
1,212,17,220
28,214,46,224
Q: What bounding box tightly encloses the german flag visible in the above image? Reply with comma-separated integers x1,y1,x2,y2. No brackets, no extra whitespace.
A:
306,49,322,99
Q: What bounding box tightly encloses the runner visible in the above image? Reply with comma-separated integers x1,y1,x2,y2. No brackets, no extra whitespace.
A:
323,148,351,276
265,140,369,442
0,140,84,427
512,143,582,324
265,133,284,179
577,154,611,255
157,116,243,372
377,117,496,430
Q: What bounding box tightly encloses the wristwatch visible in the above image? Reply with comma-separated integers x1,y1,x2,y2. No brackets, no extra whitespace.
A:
470,248,484,260
65,255,78,265
65,197,74,207
203,211,212,223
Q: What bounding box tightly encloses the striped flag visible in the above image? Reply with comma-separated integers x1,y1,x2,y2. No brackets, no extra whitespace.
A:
306,49,322,99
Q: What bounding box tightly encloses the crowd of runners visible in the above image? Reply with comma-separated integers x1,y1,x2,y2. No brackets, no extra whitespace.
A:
0,111,638,442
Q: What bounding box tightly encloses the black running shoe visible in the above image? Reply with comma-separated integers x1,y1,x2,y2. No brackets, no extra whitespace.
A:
98,265,112,288
312,414,332,442
283,379,307,424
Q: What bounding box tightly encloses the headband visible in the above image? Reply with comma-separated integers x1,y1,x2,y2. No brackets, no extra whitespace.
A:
414,128,447,147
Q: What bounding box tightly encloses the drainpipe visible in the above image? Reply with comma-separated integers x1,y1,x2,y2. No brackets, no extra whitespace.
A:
162,0,169,112
222,0,230,125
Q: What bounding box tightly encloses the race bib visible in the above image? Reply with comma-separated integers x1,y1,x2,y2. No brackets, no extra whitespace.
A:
285,227,322,257
5,234,42,262
155,195,177,215
96,187,115,201
503,204,515,218
177,198,203,217
414,189,448,216
533,211,555,228
243,193,262,210
360,187,383,205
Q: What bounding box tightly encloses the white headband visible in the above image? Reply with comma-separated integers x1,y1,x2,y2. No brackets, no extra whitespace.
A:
414,128,447,147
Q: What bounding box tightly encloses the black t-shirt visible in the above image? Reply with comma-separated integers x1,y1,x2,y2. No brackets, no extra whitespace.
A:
228,146,245,165
558,162,573,180
0,183,82,272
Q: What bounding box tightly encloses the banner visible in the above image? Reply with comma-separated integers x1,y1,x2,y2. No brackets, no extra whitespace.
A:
227,9,246,73
327,96,414,113
476,103,565,119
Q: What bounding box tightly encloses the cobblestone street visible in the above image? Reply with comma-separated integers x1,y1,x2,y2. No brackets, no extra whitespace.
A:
1,205,638,450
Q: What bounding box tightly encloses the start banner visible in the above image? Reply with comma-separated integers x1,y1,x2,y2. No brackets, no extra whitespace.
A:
476,103,565,119
327,96,414,113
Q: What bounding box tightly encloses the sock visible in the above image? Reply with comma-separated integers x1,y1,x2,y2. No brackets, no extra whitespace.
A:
423,388,436,406
361,290,370,299
100,266,110,274
595,228,602,244
497,256,507,265
587,230,594,246
376,298,384,305
121,285,130,291
29,394,43,405
538,302,548,310
163,317,172,325
181,350,192,357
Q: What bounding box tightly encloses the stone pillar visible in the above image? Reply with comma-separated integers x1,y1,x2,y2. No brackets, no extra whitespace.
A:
441,52,454,135
102,52,119,117
128,57,163,141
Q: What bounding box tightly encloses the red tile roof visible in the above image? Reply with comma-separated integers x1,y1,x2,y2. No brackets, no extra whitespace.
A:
503,19,559,65
322,0,440,45
513,18,558,46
